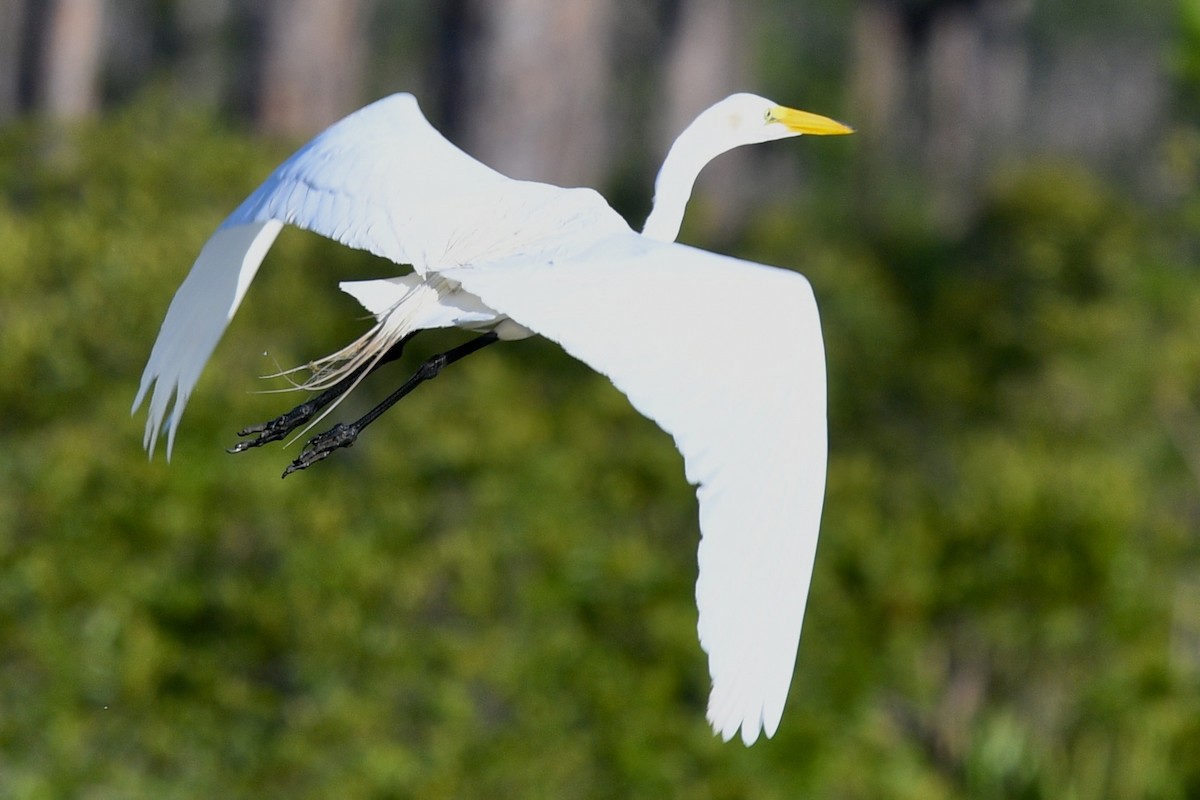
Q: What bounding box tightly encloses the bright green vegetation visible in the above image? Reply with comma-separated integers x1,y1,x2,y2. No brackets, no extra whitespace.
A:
1,98,1198,798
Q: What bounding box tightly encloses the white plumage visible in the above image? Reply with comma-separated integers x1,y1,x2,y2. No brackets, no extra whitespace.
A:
133,91,851,744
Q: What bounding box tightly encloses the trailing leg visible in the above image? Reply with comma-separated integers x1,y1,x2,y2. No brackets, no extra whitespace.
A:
282,331,501,477
228,332,418,453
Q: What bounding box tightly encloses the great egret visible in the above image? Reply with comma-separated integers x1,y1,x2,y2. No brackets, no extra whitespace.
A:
133,91,853,745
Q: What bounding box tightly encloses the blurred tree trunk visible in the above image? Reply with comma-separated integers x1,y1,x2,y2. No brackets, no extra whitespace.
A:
455,0,616,186
39,0,106,119
258,0,370,136
175,1,234,109
660,0,748,146
658,0,752,239
926,5,985,220
849,0,1030,228
848,1,908,167
0,0,27,121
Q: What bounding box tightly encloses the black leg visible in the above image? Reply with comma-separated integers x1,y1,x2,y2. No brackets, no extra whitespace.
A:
282,331,501,478
228,332,418,453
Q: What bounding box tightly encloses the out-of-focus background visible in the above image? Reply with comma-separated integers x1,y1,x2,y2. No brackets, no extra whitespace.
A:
2,0,1199,796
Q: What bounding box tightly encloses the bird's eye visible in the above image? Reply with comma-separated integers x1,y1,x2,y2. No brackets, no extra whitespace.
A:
764,109,774,123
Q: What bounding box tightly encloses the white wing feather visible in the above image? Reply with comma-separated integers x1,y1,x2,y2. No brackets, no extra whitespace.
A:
440,233,827,744
133,220,283,456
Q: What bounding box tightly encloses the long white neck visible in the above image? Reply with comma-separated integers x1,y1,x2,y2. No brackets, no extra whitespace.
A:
641,119,731,243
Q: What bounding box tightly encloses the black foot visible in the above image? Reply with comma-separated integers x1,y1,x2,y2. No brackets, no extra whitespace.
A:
228,400,322,453
282,423,360,478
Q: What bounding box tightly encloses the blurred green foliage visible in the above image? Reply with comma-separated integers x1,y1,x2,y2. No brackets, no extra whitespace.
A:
1,95,1199,798
1177,0,1200,116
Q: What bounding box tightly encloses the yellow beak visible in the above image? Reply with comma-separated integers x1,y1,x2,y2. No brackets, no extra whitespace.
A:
768,105,855,136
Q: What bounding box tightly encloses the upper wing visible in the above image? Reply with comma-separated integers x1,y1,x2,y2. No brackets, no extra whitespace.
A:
217,92,626,271
440,232,827,745
133,93,628,456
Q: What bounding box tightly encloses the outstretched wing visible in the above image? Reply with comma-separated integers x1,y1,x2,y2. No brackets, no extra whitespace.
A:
133,93,627,456
440,232,827,745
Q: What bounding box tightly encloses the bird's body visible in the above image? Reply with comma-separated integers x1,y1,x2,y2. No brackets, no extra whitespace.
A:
134,91,851,744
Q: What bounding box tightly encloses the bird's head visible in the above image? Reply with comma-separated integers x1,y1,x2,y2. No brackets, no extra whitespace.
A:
703,93,854,148
642,92,854,241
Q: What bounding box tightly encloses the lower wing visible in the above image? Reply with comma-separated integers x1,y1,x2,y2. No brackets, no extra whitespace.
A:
441,232,828,745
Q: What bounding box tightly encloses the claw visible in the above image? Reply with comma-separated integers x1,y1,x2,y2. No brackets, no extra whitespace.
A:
228,401,319,453
282,423,360,477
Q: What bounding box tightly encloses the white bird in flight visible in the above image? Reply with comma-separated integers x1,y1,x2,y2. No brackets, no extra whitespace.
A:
133,91,853,745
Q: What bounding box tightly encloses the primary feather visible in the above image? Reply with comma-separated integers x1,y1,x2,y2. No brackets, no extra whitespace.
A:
134,92,830,745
